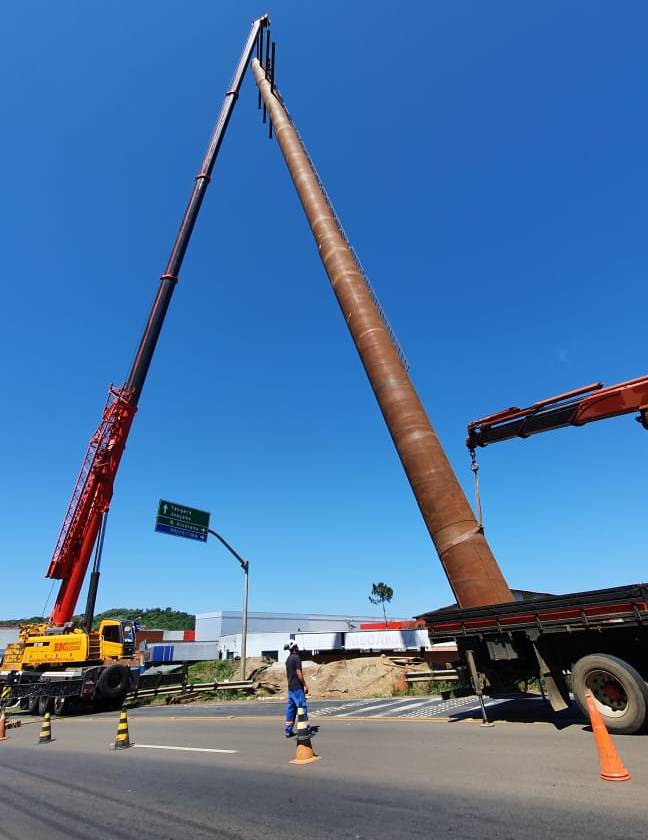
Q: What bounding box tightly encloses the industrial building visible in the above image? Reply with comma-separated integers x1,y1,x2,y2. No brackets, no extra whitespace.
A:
195,610,387,641
141,610,455,666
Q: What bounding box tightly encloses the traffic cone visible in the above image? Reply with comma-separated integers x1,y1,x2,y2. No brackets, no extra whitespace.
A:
113,707,131,750
289,706,319,765
584,691,631,782
38,712,53,744
0,711,7,741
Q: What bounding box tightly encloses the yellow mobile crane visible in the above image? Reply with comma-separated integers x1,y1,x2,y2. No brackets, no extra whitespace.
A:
0,16,269,715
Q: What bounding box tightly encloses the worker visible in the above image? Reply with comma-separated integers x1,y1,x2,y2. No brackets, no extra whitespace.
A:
284,641,312,738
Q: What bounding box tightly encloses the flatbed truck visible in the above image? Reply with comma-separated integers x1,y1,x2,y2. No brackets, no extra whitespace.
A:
419,583,648,734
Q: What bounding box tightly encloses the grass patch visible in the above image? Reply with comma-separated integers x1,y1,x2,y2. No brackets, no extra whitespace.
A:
187,660,238,683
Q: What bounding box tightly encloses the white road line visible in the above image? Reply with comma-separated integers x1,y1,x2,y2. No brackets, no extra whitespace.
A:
336,698,432,718
378,699,443,717
133,744,237,754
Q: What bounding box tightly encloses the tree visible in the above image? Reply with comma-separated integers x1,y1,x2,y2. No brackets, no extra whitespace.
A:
368,582,394,627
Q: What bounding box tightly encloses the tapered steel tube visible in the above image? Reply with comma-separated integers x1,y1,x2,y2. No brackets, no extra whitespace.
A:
253,60,513,607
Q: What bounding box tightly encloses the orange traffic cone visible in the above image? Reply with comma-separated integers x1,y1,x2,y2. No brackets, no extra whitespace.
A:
584,691,631,782
113,707,132,750
0,712,7,741
289,706,319,765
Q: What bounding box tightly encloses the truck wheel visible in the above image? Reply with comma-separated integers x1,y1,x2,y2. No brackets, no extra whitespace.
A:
38,695,53,717
96,664,129,701
27,695,40,715
53,696,67,716
572,654,648,735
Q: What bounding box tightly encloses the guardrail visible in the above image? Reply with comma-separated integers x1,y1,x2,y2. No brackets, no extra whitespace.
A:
405,669,458,684
127,679,254,701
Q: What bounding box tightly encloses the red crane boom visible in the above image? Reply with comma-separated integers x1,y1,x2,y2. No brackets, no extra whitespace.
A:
45,15,270,627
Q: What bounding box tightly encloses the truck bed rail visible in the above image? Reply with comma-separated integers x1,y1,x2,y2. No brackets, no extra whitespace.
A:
419,583,648,638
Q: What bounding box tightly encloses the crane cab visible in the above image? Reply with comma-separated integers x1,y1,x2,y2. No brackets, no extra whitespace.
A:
97,619,135,659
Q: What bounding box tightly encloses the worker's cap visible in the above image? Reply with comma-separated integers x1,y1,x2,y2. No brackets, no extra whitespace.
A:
283,641,299,650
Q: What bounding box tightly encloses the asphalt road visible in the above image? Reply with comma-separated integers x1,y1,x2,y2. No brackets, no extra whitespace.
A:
1,705,646,840
119,691,587,726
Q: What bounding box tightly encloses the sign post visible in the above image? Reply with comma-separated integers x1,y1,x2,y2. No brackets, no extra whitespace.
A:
155,500,210,542
154,499,248,679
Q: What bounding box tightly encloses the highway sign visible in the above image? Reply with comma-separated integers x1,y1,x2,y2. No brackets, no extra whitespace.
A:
155,499,210,542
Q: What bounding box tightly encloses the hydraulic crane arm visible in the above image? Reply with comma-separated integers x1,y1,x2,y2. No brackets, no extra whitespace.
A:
467,374,648,450
45,15,270,627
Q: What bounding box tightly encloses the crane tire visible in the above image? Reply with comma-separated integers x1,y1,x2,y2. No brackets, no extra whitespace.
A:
573,653,648,735
53,696,67,716
38,695,53,716
96,664,129,701
27,694,40,715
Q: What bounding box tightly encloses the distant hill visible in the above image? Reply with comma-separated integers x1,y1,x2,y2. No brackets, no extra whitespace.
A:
1,607,195,631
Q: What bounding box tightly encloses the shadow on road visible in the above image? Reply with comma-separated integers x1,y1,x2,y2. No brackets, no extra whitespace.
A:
449,693,586,730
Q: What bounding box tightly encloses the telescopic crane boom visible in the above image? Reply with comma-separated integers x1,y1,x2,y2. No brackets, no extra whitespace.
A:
45,15,269,628
466,373,648,450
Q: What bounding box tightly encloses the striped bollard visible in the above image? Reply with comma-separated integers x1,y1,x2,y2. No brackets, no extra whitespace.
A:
38,712,53,744
113,707,132,750
289,706,319,765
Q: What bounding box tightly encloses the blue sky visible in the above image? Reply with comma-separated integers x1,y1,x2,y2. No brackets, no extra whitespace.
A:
1,1,647,622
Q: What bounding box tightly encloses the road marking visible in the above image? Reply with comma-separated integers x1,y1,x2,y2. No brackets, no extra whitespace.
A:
377,698,442,717
133,744,237,754
335,698,434,718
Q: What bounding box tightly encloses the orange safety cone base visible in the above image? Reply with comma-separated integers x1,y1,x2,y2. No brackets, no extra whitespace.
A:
289,740,320,765
290,755,321,765
600,770,632,782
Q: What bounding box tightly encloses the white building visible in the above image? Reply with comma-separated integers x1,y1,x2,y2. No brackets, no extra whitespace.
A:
195,610,389,642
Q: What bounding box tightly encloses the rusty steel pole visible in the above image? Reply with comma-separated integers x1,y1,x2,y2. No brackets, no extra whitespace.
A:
252,59,513,608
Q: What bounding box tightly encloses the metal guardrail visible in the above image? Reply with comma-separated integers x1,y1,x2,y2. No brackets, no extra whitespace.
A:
127,679,254,701
405,669,458,684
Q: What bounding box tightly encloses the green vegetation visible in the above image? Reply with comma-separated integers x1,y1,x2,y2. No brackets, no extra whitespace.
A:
368,581,394,626
92,607,195,630
187,659,237,683
2,607,195,630
186,660,247,701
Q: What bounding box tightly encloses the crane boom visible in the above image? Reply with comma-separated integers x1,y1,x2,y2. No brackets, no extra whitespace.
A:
466,373,648,449
45,15,270,627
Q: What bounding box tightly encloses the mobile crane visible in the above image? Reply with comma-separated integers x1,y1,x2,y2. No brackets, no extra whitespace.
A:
0,15,270,715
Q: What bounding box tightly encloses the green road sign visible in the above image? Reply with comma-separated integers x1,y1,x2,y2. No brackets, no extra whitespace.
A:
155,499,210,542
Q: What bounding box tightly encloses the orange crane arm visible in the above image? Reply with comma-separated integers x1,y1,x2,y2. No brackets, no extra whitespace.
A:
467,374,648,449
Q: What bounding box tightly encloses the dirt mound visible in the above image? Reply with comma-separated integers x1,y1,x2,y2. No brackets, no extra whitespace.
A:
261,655,424,699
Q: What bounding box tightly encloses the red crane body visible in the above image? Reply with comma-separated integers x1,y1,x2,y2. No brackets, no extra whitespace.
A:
466,373,648,450
45,15,270,627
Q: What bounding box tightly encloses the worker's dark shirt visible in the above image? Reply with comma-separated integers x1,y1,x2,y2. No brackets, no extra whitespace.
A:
285,652,303,690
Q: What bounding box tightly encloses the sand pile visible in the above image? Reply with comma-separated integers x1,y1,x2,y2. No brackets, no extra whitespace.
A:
260,655,425,699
